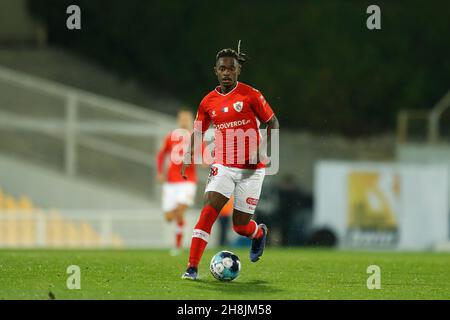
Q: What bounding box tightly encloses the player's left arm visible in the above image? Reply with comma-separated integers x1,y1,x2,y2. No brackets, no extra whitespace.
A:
181,100,211,179
265,114,279,158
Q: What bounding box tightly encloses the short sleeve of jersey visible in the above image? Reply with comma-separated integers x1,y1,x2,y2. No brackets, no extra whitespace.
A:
251,90,275,123
194,99,211,133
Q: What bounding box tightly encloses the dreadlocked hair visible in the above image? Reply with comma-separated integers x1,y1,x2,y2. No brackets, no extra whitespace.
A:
216,40,247,65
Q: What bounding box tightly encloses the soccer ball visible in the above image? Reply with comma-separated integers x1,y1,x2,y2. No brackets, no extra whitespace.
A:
209,251,241,281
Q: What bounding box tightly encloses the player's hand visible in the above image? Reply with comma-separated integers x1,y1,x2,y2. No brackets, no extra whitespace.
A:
156,173,165,183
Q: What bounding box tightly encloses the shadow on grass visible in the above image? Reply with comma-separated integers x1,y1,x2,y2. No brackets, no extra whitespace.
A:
183,278,283,295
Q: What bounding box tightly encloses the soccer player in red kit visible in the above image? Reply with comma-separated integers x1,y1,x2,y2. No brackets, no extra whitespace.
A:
156,109,198,256
181,44,279,279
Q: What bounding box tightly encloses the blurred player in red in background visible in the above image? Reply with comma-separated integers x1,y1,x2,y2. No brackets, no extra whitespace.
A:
156,109,198,256
181,42,279,280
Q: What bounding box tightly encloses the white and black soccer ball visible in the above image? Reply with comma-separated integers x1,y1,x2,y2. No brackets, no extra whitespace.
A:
209,251,241,281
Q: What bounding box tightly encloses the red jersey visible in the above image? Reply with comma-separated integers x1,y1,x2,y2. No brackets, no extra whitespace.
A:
156,131,197,183
194,82,275,170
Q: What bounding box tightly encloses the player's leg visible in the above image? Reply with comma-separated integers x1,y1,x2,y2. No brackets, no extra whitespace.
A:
232,209,261,236
162,183,181,255
172,183,196,254
182,165,233,280
232,209,267,261
232,168,267,262
172,203,188,254
183,191,228,276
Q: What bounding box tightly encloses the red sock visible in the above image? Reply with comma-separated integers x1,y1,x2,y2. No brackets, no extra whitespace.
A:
175,220,185,249
233,220,263,239
188,204,219,268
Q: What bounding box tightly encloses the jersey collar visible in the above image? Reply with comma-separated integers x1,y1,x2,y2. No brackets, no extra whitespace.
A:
215,81,240,96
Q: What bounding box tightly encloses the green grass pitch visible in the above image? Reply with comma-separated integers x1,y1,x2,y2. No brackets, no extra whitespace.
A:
0,248,449,299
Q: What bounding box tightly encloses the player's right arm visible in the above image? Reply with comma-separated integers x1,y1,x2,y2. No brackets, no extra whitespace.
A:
181,100,211,179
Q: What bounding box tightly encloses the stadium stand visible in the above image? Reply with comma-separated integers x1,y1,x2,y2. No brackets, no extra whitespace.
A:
0,186,123,248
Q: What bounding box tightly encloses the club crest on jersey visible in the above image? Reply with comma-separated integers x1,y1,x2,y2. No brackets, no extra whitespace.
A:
233,101,243,112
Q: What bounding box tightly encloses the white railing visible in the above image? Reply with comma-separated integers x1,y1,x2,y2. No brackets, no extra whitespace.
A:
397,89,450,144
0,65,176,178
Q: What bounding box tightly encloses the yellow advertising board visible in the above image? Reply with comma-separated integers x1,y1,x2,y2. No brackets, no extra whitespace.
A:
347,171,399,231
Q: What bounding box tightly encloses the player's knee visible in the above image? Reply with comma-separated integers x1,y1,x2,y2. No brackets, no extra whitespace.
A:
232,210,252,226
204,194,227,213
